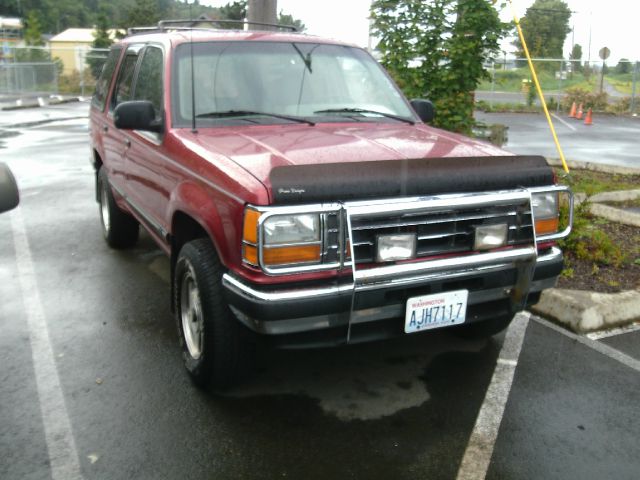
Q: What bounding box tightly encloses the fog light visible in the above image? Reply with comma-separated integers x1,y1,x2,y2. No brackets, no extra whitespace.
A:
376,234,416,262
474,224,508,251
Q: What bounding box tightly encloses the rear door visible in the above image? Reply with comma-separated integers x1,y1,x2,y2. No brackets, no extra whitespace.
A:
89,45,122,170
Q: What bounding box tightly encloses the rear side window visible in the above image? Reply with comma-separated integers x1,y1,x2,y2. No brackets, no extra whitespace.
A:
110,45,143,111
92,45,122,111
133,46,164,117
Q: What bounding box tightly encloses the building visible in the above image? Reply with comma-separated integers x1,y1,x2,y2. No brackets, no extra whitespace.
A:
49,28,120,75
0,17,23,63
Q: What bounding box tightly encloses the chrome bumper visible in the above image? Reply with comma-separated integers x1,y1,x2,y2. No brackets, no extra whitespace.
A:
222,246,563,336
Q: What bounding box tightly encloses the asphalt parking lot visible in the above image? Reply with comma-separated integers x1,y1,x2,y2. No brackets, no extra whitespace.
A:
1,102,639,479
475,111,640,168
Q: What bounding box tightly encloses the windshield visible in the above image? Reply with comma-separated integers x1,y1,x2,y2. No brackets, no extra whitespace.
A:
171,41,415,126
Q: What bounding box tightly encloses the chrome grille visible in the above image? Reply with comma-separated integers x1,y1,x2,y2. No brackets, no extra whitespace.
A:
349,203,534,265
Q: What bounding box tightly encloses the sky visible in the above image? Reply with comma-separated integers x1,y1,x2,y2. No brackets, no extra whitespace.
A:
201,0,638,64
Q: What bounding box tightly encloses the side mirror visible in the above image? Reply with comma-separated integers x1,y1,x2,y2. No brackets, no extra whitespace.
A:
410,99,435,124
0,162,19,214
114,101,163,133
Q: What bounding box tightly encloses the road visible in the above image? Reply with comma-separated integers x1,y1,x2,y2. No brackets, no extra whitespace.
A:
1,102,639,479
476,111,640,168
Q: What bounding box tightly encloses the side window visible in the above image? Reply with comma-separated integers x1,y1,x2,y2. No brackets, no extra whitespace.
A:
133,46,164,117
92,45,122,111
110,45,142,111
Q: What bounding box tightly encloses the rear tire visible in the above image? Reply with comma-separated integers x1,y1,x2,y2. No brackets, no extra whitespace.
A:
98,167,139,249
174,238,253,390
453,313,515,339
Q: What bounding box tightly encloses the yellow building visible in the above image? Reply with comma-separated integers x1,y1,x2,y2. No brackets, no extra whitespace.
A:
49,28,120,75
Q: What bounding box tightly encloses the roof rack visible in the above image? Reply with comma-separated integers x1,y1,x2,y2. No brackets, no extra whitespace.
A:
127,18,298,36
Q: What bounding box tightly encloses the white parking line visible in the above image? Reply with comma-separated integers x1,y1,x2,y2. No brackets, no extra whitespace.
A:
533,316,640,373
586,322,640,341
10,208,83,480
551,113,577,132
456,312,530,480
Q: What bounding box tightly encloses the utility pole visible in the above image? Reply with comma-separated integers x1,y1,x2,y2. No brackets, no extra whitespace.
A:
631,62,638,115
248,0,277,30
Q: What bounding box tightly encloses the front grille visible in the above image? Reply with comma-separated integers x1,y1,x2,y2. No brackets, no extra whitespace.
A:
349,202,533,265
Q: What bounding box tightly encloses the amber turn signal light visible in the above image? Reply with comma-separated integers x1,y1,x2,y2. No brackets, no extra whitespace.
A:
243,208,261,244
263,245,321,266
535,217,559,236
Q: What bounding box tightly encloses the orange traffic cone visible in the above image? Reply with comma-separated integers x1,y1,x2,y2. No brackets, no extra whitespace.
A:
576,103,584,120
569,101,577,118
584,108,593,125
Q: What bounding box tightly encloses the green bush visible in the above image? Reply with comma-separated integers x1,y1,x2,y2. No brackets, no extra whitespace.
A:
561,86,608,111
606,97,632,114
559,200,625,268
58,70,96,95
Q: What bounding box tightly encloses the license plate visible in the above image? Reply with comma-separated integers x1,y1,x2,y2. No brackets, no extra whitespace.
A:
405,290,468,333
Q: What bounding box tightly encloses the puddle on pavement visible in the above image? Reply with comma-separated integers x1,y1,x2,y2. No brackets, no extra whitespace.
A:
224,332,492,421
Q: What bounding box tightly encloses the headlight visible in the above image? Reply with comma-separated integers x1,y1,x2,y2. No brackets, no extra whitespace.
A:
263,214,320,245
242,209,322,268
532,191,559,236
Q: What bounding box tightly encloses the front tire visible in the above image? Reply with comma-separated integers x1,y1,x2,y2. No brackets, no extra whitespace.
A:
174,238,252,390
98,167,139,249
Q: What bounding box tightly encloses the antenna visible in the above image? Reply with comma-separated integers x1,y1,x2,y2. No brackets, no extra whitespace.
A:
189,2,197,133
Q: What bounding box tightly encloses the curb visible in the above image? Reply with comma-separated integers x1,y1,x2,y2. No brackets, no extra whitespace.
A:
537,158,640,333
532,289,640,333
546,157,640,176
589,203,640,227
1,96,86,111
589,189,640,203
573,190,640,228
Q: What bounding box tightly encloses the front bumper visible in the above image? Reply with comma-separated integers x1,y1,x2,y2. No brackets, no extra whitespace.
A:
223,246,563,347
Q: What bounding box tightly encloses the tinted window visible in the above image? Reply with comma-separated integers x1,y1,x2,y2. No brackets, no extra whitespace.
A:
133,46,163,117
111,45,143,110
92,45,122,111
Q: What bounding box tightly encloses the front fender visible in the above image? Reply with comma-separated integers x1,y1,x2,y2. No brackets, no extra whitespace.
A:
167,180,245,270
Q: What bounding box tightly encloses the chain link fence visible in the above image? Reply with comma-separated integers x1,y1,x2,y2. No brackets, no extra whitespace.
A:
0,46,109,97
476,58,639,115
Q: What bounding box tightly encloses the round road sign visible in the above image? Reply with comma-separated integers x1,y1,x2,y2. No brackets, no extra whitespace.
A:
599,47,611,60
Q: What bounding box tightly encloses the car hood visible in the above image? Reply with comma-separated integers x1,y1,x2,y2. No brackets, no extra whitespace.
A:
182,122,510,200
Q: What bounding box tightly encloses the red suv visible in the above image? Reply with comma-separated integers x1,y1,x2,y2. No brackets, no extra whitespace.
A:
89,21,572,388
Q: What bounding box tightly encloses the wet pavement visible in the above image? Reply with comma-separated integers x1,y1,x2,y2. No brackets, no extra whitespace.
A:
475,111,640,168
1,103,639,479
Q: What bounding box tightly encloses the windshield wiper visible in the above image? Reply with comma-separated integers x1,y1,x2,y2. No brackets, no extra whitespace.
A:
196,110,315,126
314,108,415,125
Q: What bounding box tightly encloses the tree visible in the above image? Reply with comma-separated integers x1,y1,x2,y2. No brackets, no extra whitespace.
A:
218,1,246,21
371,0,508,133
569,43,582,71
23,10,45,47
88,11,114,79
16,10,50,62
215,1,305,30
615,58,631,75
512,0,571,61
278,11,305,31
126,0,162,28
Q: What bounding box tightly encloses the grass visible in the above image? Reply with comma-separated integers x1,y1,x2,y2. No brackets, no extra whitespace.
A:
556,167,640,283
555,168,640,196
478,67,596,93
606,76,633,95
559,201,626,268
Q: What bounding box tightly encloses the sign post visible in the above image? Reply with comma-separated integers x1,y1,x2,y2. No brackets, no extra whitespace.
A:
599,47,610,94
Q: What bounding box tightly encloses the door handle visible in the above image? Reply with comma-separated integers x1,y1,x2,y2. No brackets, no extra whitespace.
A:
124,138,131,148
